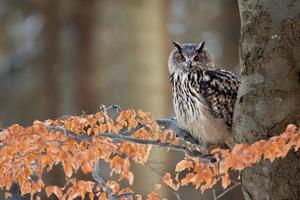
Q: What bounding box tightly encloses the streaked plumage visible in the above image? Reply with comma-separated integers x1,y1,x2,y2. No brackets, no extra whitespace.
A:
168,41,240,147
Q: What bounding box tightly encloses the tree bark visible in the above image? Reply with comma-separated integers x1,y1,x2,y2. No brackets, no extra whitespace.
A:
234,0,300,200
42,0,60,118
72,0,97,113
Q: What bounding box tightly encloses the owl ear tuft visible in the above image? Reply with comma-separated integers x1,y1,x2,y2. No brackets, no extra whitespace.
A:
172,40,182,52
197,41,205,53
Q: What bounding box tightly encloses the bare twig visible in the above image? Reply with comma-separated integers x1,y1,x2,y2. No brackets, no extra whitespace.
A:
216,182,241,199
120,123,145,136
93,160,133,200
92,160,115,200
212,188,217,200
103,105,122,120
174,192,183,200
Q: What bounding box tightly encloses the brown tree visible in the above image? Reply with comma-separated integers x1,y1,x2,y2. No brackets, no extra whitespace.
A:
233,0,300,199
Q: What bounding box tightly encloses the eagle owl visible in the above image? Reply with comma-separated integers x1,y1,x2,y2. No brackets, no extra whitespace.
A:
168,41,239,148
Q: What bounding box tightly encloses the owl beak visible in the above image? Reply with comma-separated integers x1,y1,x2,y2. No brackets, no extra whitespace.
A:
187,60,193,69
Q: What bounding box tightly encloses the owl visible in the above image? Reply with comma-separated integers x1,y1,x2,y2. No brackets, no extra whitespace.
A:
168,41,240,148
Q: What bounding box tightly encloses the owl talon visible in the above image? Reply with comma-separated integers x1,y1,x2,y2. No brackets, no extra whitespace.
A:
182,130,198,144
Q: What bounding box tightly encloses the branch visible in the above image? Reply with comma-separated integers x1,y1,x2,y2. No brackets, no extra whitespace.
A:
212,189,217,200
119,123,145,136
92,160,115,200
46,104,216,161
216,182,241,199
47,125,91,142
156,118,198,144
47,125,214,161
93,160,133,200
92,161,133,200
173,192,183,200
103,105,198,143
98,132,213,160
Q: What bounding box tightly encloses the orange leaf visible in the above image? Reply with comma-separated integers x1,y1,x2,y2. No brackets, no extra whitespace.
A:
98,192,108,200
23,166,31,177
136,194,143,200
221,173,231,189
175,160,193,172
107,180,120,194
181,173,194,186
127,171,134,186
81,161,94,174
63,161,73,178
45,186,62,199
162,173,179,191
146,192,160,200
154,183,161,190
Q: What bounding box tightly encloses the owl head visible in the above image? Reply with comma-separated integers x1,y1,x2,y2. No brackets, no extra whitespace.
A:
168,41,216,74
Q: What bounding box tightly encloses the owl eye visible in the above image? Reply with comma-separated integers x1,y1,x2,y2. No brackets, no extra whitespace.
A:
194,54,200,62
176,54,186,62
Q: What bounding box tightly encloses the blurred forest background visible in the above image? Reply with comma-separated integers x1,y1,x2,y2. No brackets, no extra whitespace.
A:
0,0,241,199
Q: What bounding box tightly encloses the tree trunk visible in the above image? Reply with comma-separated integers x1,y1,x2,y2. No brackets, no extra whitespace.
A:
234,0,300,200
42,0,60,118
72,0,97,113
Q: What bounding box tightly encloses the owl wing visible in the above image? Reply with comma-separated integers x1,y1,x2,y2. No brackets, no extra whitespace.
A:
199,69,240,127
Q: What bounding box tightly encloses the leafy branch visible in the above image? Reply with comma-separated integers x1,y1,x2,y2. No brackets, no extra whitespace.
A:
0,105,299,200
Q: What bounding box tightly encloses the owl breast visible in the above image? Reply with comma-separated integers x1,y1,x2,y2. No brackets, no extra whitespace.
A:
170,70,233,144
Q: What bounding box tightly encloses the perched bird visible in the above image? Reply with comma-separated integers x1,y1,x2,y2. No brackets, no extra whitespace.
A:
168,41,239,148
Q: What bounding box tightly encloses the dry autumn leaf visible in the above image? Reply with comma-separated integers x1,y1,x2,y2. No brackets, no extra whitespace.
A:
154,183,162,190
175,159,194,172
45,186,63,199
162,173,180,191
